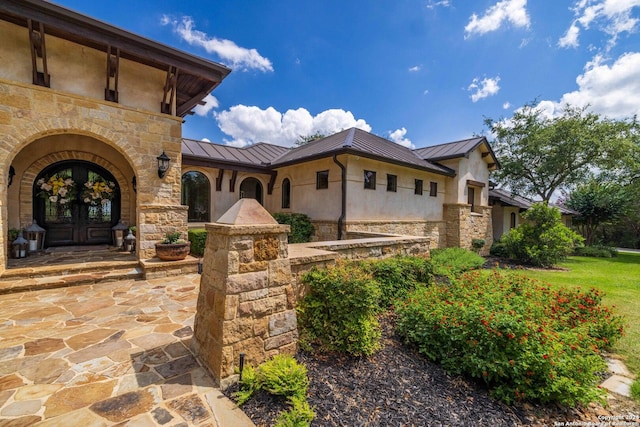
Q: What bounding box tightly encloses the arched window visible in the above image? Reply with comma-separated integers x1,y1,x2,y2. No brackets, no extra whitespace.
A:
282,178,291,209
182,171,210,222
239,177,263,205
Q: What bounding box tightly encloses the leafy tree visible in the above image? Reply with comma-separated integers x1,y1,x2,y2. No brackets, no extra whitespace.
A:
502,202,583,267
485,102,636,202
295,131,325,146
564,180,629,246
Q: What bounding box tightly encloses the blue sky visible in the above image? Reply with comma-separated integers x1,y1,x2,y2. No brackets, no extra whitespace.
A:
55,0,640,149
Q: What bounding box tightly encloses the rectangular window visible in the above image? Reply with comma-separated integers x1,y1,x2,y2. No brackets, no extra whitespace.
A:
364,170,376,190
386,174,397,192
414,179,423,195
467,186,475,207
316,170,329,189
429,181,437,197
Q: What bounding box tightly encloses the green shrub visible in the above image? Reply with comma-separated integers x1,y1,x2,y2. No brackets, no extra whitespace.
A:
631,379,640,403
490,239,510,258
360,256,433,308
298,262,381,356
396,270,625,406
235,355,314,427
574,245,618,258
187,229,207,257
430,247,485,278
502,203,584,267
471,238,486,252
273,213,315,243
275,395,315,427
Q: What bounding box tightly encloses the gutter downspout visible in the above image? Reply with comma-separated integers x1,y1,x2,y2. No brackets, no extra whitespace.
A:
333,154,346,240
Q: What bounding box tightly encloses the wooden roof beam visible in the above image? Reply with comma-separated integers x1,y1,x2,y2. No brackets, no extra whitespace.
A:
27,19,49,87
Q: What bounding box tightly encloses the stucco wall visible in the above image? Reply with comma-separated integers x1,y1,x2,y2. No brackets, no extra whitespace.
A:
492,205,521,240
344,157,446,221
0,20,167,114
272,158,343,221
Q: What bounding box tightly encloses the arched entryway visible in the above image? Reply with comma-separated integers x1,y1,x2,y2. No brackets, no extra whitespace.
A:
239,177,263,205
33,160,121,246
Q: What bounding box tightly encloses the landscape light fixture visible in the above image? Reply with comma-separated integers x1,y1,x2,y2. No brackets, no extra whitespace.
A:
157,151,170,178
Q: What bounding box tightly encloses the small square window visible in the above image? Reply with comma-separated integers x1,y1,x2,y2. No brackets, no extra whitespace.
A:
429,181,437,197
316,170,329,189
364,170,376,190
386,174,397,192
414,179,423,195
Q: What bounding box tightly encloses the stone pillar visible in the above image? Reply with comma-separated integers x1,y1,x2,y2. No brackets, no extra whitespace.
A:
193,199,297,388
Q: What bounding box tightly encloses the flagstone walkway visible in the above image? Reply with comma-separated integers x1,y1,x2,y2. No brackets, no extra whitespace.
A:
0,274,254,426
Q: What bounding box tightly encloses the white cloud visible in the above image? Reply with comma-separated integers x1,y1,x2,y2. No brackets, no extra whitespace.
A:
388,127,415,149
558,22,581,48
214,106,372,147
161,15,273,72
559,0,640,49
557,51,640,118
503,101,512,109
465,0,530,38
426,0,451,9
201,138,211,142
409,65,422,72
193,93,219,117
423,89,430,95
468,76,501,102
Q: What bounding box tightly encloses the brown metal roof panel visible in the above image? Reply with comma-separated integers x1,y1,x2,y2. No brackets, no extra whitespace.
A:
414,137,485,160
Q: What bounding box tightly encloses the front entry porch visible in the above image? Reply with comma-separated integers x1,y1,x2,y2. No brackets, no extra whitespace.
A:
0,245,200,294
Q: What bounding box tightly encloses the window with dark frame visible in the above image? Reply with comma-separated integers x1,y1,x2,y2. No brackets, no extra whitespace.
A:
364,170,376,189
467,186,475,207
316,170,329,189
510,212,516,228
282,178,291,209
429,181,437,197
414,179,423,195
387,174,397,192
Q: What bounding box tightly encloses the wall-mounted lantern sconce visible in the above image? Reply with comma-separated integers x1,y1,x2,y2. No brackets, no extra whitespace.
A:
8,166,15,187
157,151,170,178
132,175,137,193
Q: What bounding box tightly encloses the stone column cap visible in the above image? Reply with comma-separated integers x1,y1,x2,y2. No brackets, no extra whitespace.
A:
216,198,278,225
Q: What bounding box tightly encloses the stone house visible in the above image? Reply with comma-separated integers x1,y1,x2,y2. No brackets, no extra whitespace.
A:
182,130,499,252
0,0,498,276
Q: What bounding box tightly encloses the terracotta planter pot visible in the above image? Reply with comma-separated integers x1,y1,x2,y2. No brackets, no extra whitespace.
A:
155,242,191,261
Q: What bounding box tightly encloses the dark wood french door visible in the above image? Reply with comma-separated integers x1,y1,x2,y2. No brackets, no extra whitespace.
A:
33,161,120,247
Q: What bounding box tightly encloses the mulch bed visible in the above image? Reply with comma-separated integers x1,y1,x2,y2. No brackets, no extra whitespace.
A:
225,314,637,426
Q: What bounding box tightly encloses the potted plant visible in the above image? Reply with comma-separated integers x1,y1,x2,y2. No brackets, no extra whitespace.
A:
155,231,191,261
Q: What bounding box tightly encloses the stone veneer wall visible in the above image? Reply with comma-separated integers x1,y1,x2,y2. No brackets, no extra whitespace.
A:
311,219,446,248
443,204,493,256
345,220,446,249
0,79,185,265
289,234,431,302
193,220,297,388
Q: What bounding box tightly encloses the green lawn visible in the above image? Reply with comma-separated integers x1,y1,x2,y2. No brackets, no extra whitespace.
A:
518,252,640,374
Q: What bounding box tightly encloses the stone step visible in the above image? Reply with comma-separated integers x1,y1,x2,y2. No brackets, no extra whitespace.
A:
0,263,143,294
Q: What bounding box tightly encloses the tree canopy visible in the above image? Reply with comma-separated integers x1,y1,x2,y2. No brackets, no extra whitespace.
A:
485,102,638,202
564,180,629,246
295,132,326,147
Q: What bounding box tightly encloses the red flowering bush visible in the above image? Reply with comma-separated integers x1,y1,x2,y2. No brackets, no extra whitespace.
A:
396,270,625,406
